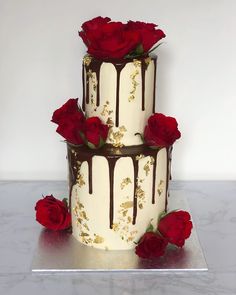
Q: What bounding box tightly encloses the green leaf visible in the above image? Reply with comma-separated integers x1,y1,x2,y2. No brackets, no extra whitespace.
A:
98,137,105,148
147,42,164,54
135,43,144,55
87,141,96,149
62,198,68,208
158,210,168,223
146,219,155,232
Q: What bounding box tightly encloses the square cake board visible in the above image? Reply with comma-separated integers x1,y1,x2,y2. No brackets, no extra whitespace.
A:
31,194,208,273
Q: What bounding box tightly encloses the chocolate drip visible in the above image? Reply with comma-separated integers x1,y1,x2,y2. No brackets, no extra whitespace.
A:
165,147,172,211
152,58,157,113
107,158,118,228
87,157,93,194
141,60,148,111
151,154,157,204
114,63,126,127
130,156,139,225
82,64,85,111
85,60,103,107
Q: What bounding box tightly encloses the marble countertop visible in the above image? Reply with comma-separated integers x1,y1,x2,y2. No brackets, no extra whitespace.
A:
0,181,235,295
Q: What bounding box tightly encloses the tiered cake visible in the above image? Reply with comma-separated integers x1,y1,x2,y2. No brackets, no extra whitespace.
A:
68,55,171,250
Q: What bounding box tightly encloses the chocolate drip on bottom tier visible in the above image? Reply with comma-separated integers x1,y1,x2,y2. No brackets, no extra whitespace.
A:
67,143,170,228
151,154,157,204
107,158,118,228
165,147,173,211
131,156,139,225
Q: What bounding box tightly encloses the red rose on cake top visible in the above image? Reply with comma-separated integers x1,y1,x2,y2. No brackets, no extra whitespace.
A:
144,113,181,148
126,21,166,53
79,16,165,59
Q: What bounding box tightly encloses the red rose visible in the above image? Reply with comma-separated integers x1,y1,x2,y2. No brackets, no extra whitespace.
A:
127,21,166,53
51,98,79,125
144,113,181,147
135,232,168,259
51,98,85,145
158,210,193,247
83,116,109,148
56,111,85,145
79,16,140,59
35,195,71,230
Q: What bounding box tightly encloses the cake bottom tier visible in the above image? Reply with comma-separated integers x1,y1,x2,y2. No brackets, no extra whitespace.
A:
67,144,171,250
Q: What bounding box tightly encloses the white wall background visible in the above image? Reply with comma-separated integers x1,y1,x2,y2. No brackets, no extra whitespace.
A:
0,0,235,180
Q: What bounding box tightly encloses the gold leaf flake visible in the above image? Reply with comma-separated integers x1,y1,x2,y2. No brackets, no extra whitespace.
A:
120,201,133,209
83,223,89,231
133,59,141,67
112,223,120,232
143,162,150,176
150,156,155,165
77,217,83,224
157,180,165,196
106,117,114,127
120,177,132,189
127,216,132,224
119,125,127,132
128,69,139,102
135,186,145,199
122,209,128,217
136,154,145,161
145,57,151,66
81,210,89,221
93,235,104,244
139,203,143,209
76,174,85,187
83,55,92,66
87,69,93,78
127,236,135,242
80,232,89,237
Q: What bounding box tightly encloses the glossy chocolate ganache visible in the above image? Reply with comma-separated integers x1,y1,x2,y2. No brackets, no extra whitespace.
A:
67,143,172,229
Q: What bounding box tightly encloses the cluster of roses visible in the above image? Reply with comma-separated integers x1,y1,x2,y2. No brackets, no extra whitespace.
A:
35,195,193,260
135,211,192,259
51,98,108,148
52,98,181,149
79,16,165,59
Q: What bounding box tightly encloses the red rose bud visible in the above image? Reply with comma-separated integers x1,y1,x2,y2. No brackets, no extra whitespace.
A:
158,210,193,247
83,116,109,148
144,113,181,148
135,232,168,259
35,195,71,231
126,21,165,53
51,98,85,145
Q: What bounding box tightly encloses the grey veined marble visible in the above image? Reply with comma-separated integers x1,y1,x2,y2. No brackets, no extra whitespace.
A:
0,181,236,295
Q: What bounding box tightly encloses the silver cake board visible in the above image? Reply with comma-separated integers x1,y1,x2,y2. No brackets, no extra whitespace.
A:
31,194,208,273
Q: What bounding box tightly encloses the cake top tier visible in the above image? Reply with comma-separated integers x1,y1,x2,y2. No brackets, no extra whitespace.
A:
82,54,157,147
